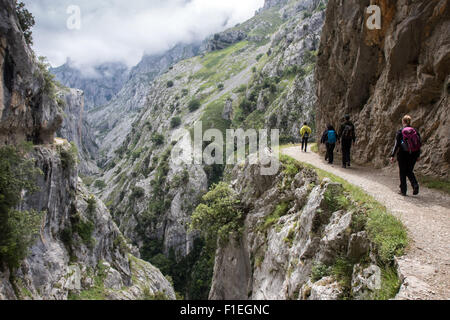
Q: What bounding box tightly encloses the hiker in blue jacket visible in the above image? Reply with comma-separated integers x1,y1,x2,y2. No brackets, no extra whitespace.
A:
390,115,421,196
321,124,337,164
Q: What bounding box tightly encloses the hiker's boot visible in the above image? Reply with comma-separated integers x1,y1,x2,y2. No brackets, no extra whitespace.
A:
398,191,407,196
342,164,346,169
413,184,419,196
347,162,351,167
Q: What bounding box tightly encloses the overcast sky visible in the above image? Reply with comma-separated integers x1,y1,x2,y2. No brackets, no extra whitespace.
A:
23,0,265,70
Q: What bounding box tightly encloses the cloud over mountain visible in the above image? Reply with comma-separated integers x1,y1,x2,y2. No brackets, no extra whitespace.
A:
24,0,264,69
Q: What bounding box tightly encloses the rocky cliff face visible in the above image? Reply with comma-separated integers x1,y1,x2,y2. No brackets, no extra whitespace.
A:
56,88,99,175
0,0,175,300
0,0,62,146
0,143,175,300
316,0,449,178
51,61,129,111
209,156,392,300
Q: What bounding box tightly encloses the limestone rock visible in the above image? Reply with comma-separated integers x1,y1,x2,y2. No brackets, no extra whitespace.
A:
0,0,63,145
351,264,382,300
394,257,436,300
308,277,343,300
64,265,82,292
209,156,382,300
316,0,450,178
57,88,99,175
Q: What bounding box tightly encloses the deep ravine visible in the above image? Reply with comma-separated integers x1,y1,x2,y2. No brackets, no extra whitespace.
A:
1,0,448,301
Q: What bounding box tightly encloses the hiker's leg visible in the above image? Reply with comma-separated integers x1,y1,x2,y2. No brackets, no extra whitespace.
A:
341,145,347,167
302,138,306,151
343,142,348,165
329,144,335,163
342,141,350,166
398,158,408,194
305,138,309,152
407,156,419,188
348,144,352,165
325,143,329,161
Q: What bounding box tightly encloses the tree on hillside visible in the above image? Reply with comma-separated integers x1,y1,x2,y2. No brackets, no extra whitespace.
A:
15,1,35,45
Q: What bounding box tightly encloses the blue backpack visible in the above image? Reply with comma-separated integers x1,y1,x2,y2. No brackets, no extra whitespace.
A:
328,130,337,144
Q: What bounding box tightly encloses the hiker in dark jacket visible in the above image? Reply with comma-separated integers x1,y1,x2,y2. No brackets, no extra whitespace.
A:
338,115,356,168
321,124,337,164
390,115,421,196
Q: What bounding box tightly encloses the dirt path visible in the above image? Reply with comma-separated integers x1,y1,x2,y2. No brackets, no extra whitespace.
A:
282,146,450,300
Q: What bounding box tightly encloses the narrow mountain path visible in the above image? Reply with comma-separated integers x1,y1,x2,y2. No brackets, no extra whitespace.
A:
282,146,450,300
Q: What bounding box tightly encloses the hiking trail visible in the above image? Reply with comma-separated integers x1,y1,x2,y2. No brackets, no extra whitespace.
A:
282,146,450,300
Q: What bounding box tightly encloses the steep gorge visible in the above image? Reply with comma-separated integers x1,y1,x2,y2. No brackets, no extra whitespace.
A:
0,0,175,300
2,0,447,301
83,0,327,298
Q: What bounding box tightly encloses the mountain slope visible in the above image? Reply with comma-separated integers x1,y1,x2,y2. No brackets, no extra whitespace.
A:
87,43,202,165
51,61,129,111
91,0,327,298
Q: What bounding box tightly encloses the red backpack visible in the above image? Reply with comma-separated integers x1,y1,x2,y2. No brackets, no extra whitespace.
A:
402,127,421,153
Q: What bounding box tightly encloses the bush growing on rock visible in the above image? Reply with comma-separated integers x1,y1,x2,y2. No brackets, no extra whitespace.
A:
151,133,165,146
0,144,43,271
59,142,78,170
130,186,145,200
188,99,201,112
86,196,97,216
94,180,107,189
190,182,244,246
171,117,182,128
15,2,35,45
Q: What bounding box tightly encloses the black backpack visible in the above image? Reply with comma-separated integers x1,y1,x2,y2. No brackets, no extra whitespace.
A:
342,124,353,140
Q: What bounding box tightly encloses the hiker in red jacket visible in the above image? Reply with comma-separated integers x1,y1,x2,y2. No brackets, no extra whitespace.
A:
390,115,421,196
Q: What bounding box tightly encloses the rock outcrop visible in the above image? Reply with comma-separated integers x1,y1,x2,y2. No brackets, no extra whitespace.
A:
316,0,450,178
57,88,99,175
209,156,386,300
0,0,62,145
0,144,175,300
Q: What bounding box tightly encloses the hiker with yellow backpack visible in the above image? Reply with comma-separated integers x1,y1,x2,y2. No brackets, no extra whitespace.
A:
300,122,312,152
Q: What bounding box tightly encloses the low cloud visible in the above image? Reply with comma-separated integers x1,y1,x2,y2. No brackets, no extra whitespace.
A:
23,0,265,70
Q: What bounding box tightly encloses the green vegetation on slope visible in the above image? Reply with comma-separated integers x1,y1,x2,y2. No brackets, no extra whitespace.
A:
279,154,407,299
16,1,35,45
0,143,43,271
294,155,407,264
227,6,284,45
141,238,214,300
417,175,450,195
192,41,249,89
190,182,244,247
68,262,108,300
